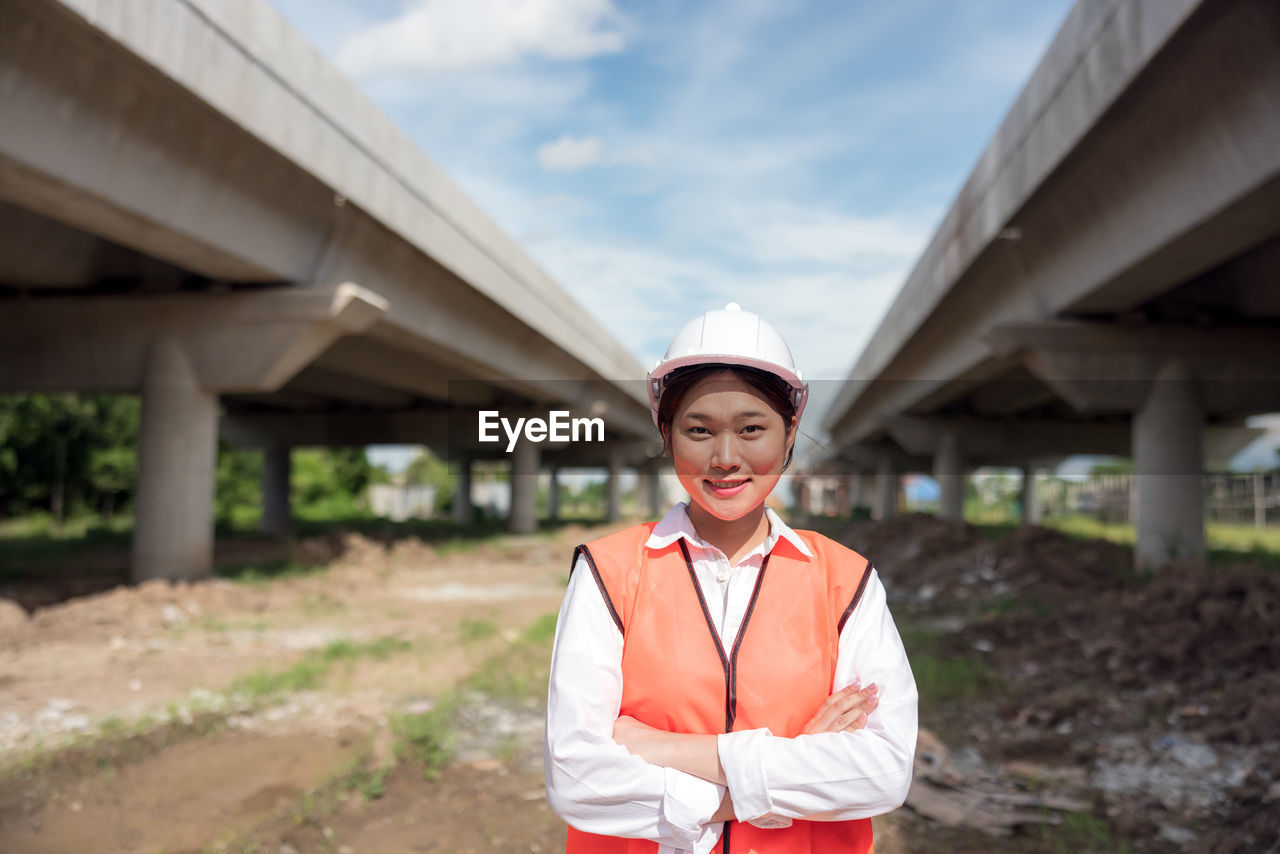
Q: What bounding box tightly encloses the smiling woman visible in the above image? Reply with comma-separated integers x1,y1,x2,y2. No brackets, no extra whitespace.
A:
544,304,919,854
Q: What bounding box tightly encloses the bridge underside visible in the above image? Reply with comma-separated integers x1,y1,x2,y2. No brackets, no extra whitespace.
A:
0,0,657,580
823,0,1280,567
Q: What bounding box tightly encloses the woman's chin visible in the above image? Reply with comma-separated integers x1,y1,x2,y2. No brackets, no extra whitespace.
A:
689,495,762,522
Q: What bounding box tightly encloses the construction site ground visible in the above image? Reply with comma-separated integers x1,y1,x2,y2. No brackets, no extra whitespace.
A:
0,513,1276,853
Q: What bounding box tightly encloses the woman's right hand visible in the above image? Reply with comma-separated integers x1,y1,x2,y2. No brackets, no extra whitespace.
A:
800,682,879,736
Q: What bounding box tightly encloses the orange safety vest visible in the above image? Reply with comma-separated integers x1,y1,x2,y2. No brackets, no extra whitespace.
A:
564,521,876,854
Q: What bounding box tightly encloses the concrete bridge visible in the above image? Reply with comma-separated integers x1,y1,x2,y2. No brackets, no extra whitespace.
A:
0,0,659,581
821,0,1280,567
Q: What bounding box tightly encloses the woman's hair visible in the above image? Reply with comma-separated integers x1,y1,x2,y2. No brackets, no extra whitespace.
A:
656,363,798,471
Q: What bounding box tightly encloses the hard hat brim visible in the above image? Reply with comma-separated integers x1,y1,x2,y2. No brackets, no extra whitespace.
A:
646,354,809,429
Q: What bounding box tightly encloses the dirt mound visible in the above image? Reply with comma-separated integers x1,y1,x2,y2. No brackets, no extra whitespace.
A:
832,514,1280,851
974,559,1280,748
839,513,1132,608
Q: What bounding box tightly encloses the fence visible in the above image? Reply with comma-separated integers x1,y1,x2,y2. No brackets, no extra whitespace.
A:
1046,473,1279,527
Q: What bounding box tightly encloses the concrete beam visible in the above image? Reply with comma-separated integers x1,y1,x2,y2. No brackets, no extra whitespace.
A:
886,415,1259,468
0,284,386,392
537,439,662,470
988,321,1280,414
829,442,933,476
220,407,647,466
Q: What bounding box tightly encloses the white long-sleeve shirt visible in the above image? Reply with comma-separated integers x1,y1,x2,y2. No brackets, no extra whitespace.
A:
544,502,918,853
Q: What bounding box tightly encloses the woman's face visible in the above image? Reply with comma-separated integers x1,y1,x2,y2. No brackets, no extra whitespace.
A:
665,370,795,522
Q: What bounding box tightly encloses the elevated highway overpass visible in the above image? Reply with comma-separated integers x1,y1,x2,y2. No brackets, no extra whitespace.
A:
0,0,658,580
822,0,1280,567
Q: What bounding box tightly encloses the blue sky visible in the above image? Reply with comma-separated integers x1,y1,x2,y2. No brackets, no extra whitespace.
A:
266,0,1073,394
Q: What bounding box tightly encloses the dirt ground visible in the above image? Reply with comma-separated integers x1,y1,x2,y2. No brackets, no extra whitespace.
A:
1,515,1277,853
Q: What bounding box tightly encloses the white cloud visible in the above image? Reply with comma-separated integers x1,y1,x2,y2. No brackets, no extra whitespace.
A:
728,204,933,268
336,0,626,78
536,135,604,171
533,136,654,172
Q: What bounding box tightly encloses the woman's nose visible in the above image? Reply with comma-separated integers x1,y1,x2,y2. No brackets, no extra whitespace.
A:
709,434,741,469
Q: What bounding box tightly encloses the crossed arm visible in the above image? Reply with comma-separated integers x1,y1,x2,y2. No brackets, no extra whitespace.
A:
610,682,882,821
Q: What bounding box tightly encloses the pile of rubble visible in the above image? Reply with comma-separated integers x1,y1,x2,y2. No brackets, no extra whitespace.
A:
838,514,1280,851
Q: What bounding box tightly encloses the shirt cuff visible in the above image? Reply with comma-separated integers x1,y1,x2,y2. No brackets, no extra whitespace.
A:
717,728,791,828
658,766,725,850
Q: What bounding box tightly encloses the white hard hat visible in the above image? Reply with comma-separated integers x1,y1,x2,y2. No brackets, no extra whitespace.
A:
647,303,808,429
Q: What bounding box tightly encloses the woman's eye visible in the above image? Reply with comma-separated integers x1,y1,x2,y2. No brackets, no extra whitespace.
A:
687,426,709,435
742,425,764,434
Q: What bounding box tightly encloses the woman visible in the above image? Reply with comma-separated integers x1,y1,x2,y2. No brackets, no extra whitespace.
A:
545,303,917,853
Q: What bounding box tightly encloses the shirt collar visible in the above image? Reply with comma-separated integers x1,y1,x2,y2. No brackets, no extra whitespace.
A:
644,501,814,559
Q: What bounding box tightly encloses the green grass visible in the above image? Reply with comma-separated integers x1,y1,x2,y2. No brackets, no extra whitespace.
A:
1027,809,1130,854
390,696,456,780
340,760,390,801
898,623,1003,707
0,511,133,543
909,652,1003,704
457,617,499,643
462,613,558,702
977,593,1057,619
389,611,558,780
215,558,324,585
229,636,413,701
1041,515,1280,570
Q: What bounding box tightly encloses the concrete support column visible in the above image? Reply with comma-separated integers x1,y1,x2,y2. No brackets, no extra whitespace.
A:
1133,360,1204,568
548,466,561,522
638,460,662,518
509,441,539,534
934,429,965,521
795,477,812,516
875,457,898,521
133,337,219,582
835,477,852,516
606,450,623,523
261,445,292,537
452,457,474,525
1020,463,1041,525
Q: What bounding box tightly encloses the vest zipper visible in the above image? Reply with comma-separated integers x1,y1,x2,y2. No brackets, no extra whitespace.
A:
677,540,772,853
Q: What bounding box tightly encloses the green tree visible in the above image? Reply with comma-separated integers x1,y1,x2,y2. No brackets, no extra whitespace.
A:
1089,459,1135,475
214,442,262,527
403,448,455,496
0,393,140,522
293,447,374,519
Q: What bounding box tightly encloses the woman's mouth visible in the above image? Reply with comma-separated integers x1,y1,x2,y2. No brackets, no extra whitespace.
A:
705,478,749,497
